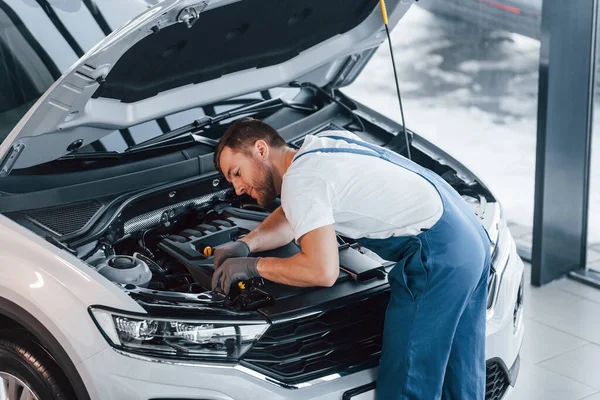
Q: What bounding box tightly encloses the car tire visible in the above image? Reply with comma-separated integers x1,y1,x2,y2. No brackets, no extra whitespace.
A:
0,330,75,400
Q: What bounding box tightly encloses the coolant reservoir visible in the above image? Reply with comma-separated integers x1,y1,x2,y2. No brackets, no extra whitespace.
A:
93,255,152,287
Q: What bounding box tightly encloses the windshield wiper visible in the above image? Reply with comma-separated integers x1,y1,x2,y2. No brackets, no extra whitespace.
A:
126,97,316,153
57,151,122,161
55,134,215,162
56,134,214,162
56,98,316,162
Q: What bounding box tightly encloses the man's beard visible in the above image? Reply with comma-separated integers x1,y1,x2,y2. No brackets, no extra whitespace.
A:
252,160,278,206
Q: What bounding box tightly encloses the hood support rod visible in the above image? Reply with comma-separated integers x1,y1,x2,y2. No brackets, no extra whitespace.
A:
380,0,412,160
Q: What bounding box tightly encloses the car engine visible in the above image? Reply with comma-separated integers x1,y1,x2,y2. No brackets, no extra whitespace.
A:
82,190,391,311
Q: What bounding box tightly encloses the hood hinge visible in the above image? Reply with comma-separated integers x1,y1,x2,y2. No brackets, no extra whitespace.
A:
177,2,208,28
329,54,362,89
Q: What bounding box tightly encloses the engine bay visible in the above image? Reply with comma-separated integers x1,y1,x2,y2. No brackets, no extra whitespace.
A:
0,84,500,324
82,189,392,312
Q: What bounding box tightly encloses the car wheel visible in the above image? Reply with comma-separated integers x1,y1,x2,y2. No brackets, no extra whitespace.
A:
0,330,75,400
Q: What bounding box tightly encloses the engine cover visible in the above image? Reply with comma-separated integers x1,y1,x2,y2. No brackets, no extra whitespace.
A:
158,207,388,299
157,212,301,291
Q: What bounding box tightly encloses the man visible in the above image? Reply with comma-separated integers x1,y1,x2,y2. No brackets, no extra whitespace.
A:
211,117,491,400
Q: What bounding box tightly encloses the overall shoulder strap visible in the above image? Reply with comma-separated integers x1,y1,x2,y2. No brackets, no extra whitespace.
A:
323,135,386,155
293,146,381,163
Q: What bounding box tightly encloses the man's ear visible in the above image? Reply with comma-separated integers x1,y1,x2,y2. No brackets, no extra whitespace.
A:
255,140,269,160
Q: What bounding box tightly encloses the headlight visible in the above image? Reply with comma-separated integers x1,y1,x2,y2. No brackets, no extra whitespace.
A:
89,307,269,361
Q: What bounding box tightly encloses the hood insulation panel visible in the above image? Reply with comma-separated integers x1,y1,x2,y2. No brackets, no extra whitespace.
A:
93,0,379,103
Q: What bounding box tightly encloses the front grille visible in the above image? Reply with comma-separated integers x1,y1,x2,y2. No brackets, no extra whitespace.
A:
242,291,389,384
486,361,510,400
244,291,510,394
26,201,102,236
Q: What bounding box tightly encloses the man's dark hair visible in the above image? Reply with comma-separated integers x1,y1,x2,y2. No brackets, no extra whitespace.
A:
214,117,287,173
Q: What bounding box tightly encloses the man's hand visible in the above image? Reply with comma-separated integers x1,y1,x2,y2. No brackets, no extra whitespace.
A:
213,240,250,269
211,257,261,294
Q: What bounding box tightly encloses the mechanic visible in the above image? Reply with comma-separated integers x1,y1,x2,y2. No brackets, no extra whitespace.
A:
211,117,491,400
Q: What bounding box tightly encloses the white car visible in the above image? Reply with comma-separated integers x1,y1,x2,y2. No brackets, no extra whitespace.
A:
0,0,524,399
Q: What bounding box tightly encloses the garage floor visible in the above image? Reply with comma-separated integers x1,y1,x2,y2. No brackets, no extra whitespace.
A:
513,262,600,400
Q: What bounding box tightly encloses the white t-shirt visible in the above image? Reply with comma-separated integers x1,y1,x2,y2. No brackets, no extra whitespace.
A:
281,130,444,243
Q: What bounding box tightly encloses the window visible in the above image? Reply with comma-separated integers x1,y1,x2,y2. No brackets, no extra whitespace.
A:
0,0,301,158
0,2,59,144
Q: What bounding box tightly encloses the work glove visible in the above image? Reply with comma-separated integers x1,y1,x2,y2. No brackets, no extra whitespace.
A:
211,257,260,295
213,240,251,270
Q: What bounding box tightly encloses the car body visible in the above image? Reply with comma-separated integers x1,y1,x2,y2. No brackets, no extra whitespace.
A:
0,1,524,399
417,0,542,39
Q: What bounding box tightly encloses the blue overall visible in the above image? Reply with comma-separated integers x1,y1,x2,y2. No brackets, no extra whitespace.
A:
294,135,492,400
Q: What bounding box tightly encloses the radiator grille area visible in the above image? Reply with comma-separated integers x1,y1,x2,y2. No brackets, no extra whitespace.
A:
26,201,102,236
243,291,512,395
486,361,510,400
242,291,389,385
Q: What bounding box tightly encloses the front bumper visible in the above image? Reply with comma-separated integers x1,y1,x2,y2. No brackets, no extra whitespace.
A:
79,347,380,400
79,349,522,400
485,234,526,399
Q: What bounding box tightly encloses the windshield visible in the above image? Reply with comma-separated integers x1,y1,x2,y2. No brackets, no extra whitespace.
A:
0,0,304,160
0,2,59,145
72,88,302,155
0,0,143,145
0,0,150,148
0,0,299,156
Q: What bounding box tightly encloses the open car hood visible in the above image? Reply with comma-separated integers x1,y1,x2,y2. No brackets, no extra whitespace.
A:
0,0,411,173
